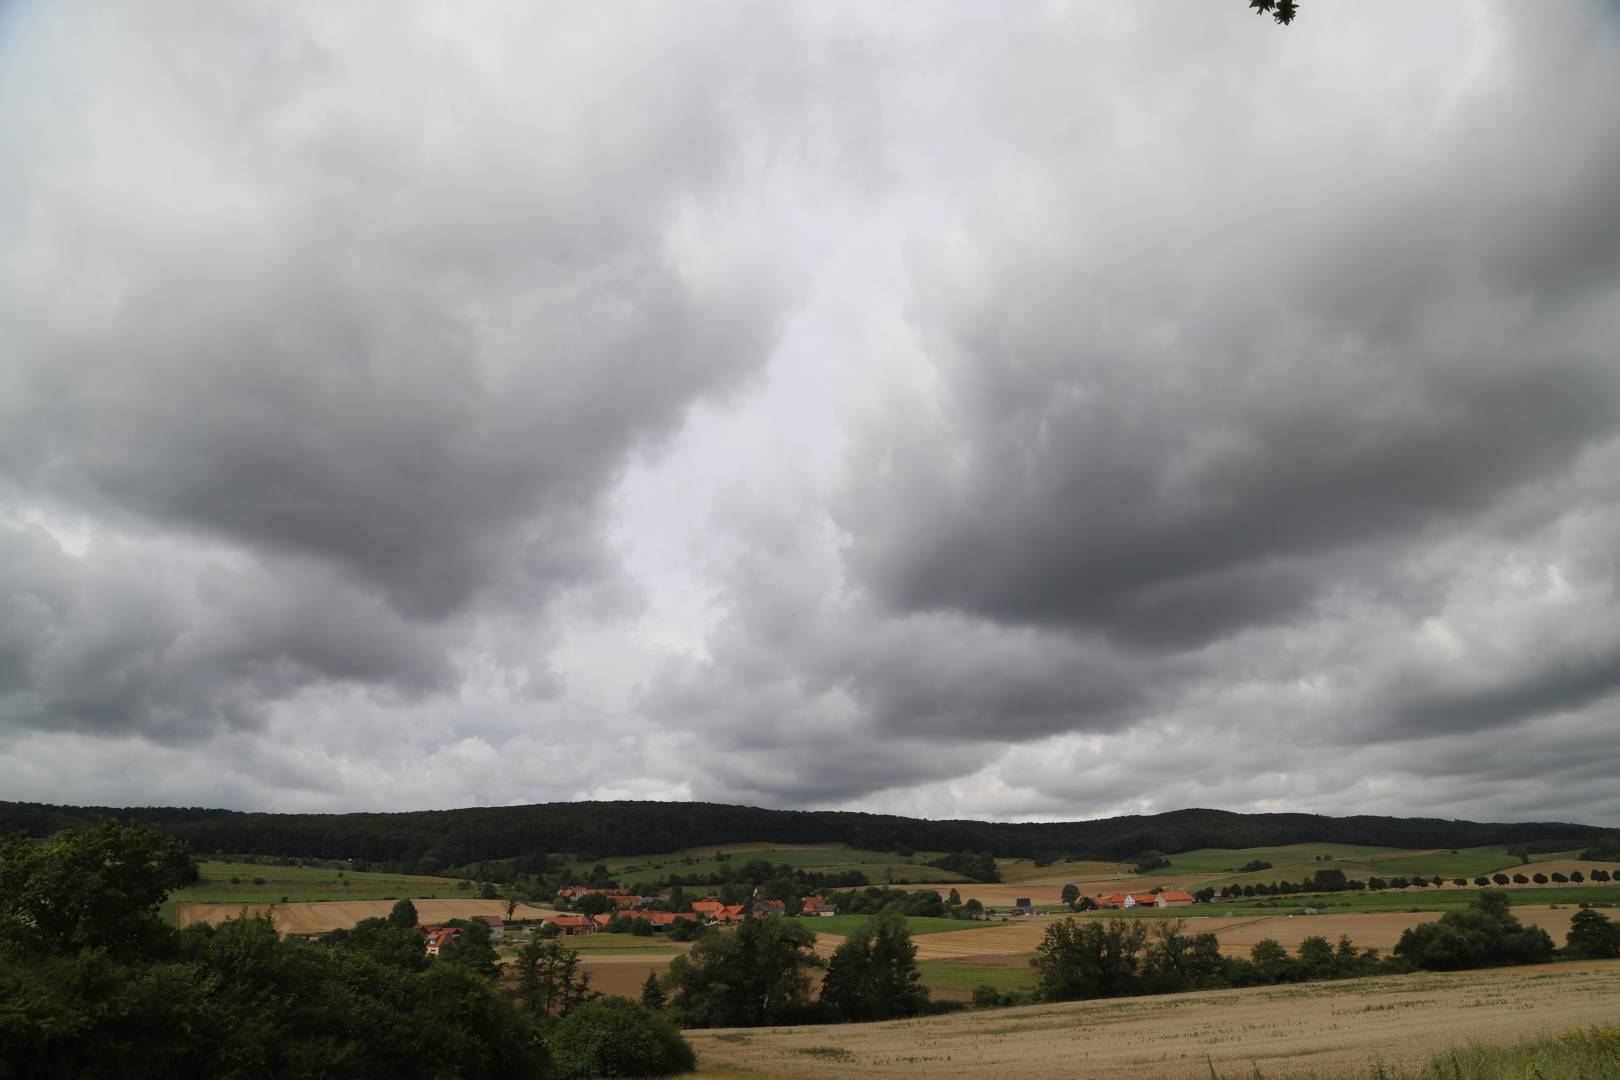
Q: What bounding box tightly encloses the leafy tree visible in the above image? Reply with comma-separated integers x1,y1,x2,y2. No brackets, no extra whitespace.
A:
512,938,594,1021
328,916,428,971
1140,920,1223,993
1030,918,1147,1001
1570,871,1584,883
549,997,694,1079
0,821,194,961
1474,876,1490,886
640,969,667,1011
925,851,1000,883
1395,891,1554,971
947,888,961,906
1565,908,1620,959
1550,872,1568,884
1532,872,1549,885
440,918,500,980
576,893,615,917
1492,874,1510,886
819,910,928,1021
479,882,498,900
1246,0,1298,26
667,917,820,1027
1513,873,1529,885
1060,884,1080,906
388,899,420,928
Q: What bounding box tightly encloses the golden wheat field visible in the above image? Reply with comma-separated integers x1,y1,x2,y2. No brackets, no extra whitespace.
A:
174,898,556,934
686,959,1620,1079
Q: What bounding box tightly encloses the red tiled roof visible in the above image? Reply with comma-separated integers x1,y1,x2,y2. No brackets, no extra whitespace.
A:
1158,891,1195,902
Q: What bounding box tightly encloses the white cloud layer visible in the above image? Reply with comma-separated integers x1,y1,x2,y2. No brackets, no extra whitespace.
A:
2,0,1618,825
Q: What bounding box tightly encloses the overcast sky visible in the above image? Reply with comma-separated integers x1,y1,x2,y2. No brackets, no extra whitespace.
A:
2,1,1619,826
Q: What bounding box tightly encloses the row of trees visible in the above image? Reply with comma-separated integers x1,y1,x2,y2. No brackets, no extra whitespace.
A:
1027,893,1614,1007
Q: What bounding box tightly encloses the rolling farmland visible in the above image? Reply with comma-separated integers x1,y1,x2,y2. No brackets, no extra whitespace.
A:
687,960,1620,1079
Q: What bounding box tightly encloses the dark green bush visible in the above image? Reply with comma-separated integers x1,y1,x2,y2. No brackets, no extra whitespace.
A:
549,996,695,1079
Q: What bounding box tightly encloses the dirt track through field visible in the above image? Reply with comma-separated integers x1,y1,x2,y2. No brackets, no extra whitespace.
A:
688,959,1620,1079
909,906,1582,960
175,898,556,934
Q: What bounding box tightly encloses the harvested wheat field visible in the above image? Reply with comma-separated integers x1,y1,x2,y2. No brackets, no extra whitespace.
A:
910,905,1582,961
576,957,676,998
688,959,1620,1079
175,898,556,934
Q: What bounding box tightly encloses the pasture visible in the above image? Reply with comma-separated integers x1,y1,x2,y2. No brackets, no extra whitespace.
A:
686,959,1620,1079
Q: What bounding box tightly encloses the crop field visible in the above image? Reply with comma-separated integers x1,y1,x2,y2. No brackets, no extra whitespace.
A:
564,843,970,886
174,898,555,935
903,905,1585,961
799,915,999,938
685,959,1620,1079
171,860,470,901
916,958,1038,1000
950,847,1619,911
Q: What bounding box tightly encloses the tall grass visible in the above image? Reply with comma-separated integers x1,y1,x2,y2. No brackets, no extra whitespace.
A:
1206,1025,1620,1079
1403,1025,1620,1079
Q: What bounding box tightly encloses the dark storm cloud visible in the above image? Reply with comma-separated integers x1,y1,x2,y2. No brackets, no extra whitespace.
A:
0,3,798,739
0,522,452,740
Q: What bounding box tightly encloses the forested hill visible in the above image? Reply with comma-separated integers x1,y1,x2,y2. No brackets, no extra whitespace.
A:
0,799,1604,870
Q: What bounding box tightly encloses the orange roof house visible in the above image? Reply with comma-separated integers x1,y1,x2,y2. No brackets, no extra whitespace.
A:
1155,891,1196,907
423,926,462,955
546,915,597,936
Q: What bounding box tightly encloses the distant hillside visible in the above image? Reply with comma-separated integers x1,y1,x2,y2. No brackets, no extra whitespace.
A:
0,799,1604,874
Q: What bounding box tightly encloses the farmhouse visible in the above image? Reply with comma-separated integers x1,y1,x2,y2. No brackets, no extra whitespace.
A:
752,899,785,917
422,926,461,955
1100,892,1164,909
545,914,597,936
633,911,699,929
1156,891,1195,907
690,899,725,918
473,915,505,941
801,896,839,916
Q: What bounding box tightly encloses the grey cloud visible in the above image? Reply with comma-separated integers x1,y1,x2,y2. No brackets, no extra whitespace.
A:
0,522,453,741
0,3,802,741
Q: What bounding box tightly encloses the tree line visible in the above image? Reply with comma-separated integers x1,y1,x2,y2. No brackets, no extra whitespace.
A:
1028,893,1616,1006
0,798,1601,871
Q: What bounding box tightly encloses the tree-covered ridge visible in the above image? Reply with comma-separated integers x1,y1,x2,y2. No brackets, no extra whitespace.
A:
0,799,1604,872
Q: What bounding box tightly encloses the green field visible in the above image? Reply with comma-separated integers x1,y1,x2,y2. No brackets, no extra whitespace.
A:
563,844,972,887
796,914,995,938
172,861,468,903
916,959,1037,997
1147,843,1540,889
1027,884,1620,922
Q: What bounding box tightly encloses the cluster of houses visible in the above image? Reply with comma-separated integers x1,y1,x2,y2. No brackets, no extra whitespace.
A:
541,886,840,936
1098,890,1196,909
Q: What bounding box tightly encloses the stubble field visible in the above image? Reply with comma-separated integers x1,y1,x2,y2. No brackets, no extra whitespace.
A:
686,959,1620,1079
908,905,1584,960
174,898,556,934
